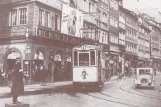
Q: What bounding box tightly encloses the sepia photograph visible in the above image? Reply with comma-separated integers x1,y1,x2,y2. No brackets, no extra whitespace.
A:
0,0,161,107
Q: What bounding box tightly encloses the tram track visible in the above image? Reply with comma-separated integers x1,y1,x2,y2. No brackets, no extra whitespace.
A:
83,92,139,107
120,83,161,101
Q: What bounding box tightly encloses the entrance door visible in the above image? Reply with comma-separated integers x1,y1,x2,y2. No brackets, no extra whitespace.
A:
6,51,21,81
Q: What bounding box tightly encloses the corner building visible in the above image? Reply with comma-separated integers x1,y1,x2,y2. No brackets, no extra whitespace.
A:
0,0,80,82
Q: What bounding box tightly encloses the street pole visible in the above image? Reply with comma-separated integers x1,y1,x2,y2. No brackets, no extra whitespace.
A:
26,28,32,84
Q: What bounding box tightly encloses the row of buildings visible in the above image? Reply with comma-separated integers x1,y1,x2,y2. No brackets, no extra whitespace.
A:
0,0,161,82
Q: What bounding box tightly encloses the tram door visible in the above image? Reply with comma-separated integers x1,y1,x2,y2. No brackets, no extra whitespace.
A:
97,51,101,82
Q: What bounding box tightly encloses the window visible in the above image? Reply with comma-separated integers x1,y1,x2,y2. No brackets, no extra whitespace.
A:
39,9,51,28
10,9,17,26
90,51,95,65
9,7,27,26
39,9,44,26
74,51,78,66
110,17,114,26
79,53,89,66
19,8,27,25
55,14,60,30
45,11,50,27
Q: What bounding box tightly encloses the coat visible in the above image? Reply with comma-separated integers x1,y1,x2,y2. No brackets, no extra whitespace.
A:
11,62,24,95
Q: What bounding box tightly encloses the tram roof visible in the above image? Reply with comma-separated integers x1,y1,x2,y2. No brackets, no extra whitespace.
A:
73,44,103,50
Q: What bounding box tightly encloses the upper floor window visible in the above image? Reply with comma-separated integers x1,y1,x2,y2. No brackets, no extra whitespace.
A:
9,7,27,26
10,9,17,26
45,11,50,27
55,14,60,31
39,9,44,26
110,0,118,11
39,9,51,28
19,8,27,25
110,16,118,28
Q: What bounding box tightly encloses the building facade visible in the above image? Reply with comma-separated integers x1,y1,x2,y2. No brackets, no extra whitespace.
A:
118,4,126,74
0,0,82,82
148,19,161,70
137,14,151,67
109,0,119,75
124,9,138,69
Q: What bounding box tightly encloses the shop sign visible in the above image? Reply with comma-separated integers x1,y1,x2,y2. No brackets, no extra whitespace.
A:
68,36,80,43
37,28,81,44
110,46,120,52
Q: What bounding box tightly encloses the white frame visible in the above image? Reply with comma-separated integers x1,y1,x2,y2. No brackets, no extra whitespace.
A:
9,6,28,26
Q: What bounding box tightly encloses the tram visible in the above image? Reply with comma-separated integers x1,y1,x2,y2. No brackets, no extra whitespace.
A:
72,44,106,89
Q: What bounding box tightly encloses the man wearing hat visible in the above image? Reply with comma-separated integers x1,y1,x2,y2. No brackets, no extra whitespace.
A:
11,57,24,104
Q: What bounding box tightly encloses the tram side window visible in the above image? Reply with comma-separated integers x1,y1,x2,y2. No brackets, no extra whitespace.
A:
79,53,89,66
90,51,95,65
74,51,78,66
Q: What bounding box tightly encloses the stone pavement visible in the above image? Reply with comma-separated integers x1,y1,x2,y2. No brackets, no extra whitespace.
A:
0,81,72,99
0,72,161,99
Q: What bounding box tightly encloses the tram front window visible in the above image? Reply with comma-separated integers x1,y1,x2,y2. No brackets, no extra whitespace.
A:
79,53,89,66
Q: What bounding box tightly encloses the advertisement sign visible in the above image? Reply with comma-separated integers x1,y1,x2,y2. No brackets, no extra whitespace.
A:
61,4,83,38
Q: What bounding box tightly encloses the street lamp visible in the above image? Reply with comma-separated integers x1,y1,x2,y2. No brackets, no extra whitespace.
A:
25,28,32,84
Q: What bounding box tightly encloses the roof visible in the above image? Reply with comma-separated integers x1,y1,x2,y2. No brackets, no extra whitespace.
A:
119,6,138,20
134,8,161,23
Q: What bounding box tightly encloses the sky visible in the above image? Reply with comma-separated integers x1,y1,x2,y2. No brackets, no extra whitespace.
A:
123,0,161,12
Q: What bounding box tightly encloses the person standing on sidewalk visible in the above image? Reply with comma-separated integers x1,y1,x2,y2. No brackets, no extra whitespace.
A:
11,57,24,104
40,65,47,86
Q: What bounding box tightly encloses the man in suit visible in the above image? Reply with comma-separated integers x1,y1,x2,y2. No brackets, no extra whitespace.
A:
11,57,24,104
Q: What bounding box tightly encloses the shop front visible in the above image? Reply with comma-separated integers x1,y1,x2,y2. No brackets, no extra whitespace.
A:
137,57,151,68
125,51,138,69
151,56,161,72
108,45,120,76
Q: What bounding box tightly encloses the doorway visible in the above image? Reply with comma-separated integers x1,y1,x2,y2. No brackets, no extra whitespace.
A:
6,51,21,81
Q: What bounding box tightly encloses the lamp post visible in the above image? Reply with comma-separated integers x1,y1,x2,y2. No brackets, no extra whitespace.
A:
25,28,32,84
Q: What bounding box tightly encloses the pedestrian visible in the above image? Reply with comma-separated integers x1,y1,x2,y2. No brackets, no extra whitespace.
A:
40,65,47,86
11,57,24,104
117,61,122,81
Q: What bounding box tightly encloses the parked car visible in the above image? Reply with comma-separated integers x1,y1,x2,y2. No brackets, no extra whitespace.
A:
134,68,155,88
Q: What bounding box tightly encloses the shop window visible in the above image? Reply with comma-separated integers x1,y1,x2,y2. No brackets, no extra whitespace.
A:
90,50,95,65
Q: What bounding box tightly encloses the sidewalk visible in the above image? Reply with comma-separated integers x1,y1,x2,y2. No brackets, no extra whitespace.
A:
1,72,161,99
0,81,72,99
